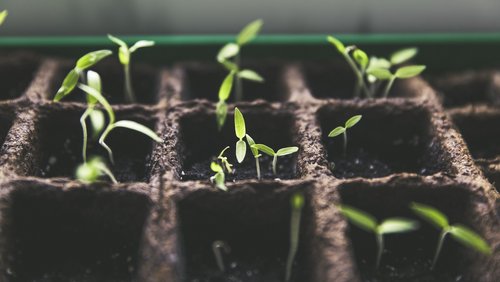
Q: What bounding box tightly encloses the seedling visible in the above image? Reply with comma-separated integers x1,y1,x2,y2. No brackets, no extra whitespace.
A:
212,240,231,272
210,162,227,191
410,202,491,270
328,115,362,156
285,192,305,282
234,107,247,163
0,10,8,26
217,146,234,174
216,19,265,129
54,50,112,101
367,65,426,98
339,205,419,268
251,144,298,175
76,156,117,184
245,134,262,179
108,34,155,103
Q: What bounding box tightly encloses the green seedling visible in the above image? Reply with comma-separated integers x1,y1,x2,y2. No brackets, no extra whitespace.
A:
368,65,426,98
411,202,491,270
76,156,117,184
245,134,262,179
0,10,8,26
251,144,298,175
285,192,305,282
339,205,419,269
328,115,362,156
212,240,231,272
108,34,155,103
210,162,227,191
234,107,247,163
216,19,264,130
217,146,234,174
54,50,112,101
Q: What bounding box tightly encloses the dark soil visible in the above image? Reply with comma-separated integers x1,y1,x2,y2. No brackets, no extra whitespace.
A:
36,108,155,182
180,63,285,102
0,109,13,147
51,61,159,105
0,54,40,101
452,112,500,159
2,185,151,282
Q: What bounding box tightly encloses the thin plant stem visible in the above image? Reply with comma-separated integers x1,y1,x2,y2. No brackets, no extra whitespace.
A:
431,229,448,270
382,76,396,98
80,108,93,163
375,232,384,269
212,241,231,272
272,155,277,175
124,64,136,103
343,131,347,157
255,157,261,180
343,52,368,98
285,197,303,282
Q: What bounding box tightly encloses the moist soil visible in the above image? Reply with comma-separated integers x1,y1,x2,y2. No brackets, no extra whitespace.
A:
0,53,40,101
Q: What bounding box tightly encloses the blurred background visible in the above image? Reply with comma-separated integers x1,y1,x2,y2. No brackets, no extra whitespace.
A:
1,0,500,35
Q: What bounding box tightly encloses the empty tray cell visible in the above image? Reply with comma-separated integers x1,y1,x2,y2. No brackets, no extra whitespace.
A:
302,61,416,100
35,107,157,182
339,183,482,281
179,108,298,181
51,61,159,105
180,62,285,102
0,107,14,148
178,185,314,281
318,103,445,178
0,53,40,101
429,70,498,108
2,185,151,281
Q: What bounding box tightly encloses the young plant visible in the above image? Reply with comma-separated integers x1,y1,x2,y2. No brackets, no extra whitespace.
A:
108,34,155,103
217,146,234,174
328,115,362,156
339,205,419,269
251,144,298,175
285,192,305,282
0,10,8,26
210,162,227,191
234,107,247,163
245,134,262,179
216,19,265,130
410,202,491,270
76,156,117,184
212,240,231,273
54,50,112,101
367,65,426,98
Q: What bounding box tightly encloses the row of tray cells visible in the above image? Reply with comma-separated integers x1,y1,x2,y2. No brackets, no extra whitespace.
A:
0,181,481,282
0,101,451,183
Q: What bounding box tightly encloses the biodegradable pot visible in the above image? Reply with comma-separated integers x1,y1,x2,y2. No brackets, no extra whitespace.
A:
0,53,498,282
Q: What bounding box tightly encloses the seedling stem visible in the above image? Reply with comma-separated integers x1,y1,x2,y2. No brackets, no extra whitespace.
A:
285,192,304,282
328,115,362,156
251,144,298,175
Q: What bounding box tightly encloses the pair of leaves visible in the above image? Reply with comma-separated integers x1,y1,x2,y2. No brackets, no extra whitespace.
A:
218,71,264,101
0,10,8,26
411,202,491,255
108,34,155,65
251,144,298,157
328,115,362,138
368,65,426,80
234,108,247,163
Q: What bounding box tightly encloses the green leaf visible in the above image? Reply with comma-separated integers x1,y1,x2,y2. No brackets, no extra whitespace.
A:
246,134,259,156
54,69,80,101
395,65,426,79
251,144,275,156
236,19,263,46
327,35,345,53
112,120,162,142
276,146,299,156
378,218,420,234
238,69,264,82
86,70,101,104
219,73,234,101
449,225,492,255
89,109,105,138
221,60,239,72
217,43,240,63
367,57,391,71
291,192,305,210
339,205,377,233
76,161,100,183
236,140,247,163
328,126,346,138
390,47,418,65
78,83,115,123
118,46,130,65
211,161,223,173
0,10,8,26
216,101,228,130
214,171,227,191
129,40,155,53
410,202,449,229
234,107,246,139
367,68,393,80
353,49,369,70
76,50,113,70
108,34,127,48
345,115,362,128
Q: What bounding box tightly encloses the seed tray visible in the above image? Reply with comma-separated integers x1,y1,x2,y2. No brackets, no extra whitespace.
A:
0,51,498,282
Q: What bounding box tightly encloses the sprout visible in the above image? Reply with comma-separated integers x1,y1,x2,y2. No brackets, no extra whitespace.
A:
245,134,262,179
217,146,234,174
328,115,362,156
76,156,117,184
339,205,419,269
0,10,8,26
285,192,305,282
210,162,227,191
410,202,491,270
53,50,113,101
212,240,231,273
108,34,155,103
251,144,298,175
234,107,247,163
367,65,426,98
215,19,264,129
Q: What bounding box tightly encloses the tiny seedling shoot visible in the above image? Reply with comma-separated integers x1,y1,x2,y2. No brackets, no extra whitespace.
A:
76,156,117,184
108,34,155,103
285,192,305,282
328,115,362,156
210,146,233,191
251,144,298,175
216,19,264,129
339,204,419,269
410,202,491,270
245,134,262,179
0,10,8,26
367,65,426,98
212,240,231,273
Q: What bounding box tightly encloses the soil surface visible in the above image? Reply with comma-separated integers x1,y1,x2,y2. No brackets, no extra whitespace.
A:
0,53,40,101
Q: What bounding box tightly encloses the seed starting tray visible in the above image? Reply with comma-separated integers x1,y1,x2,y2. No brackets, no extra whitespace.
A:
0,49,498,282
